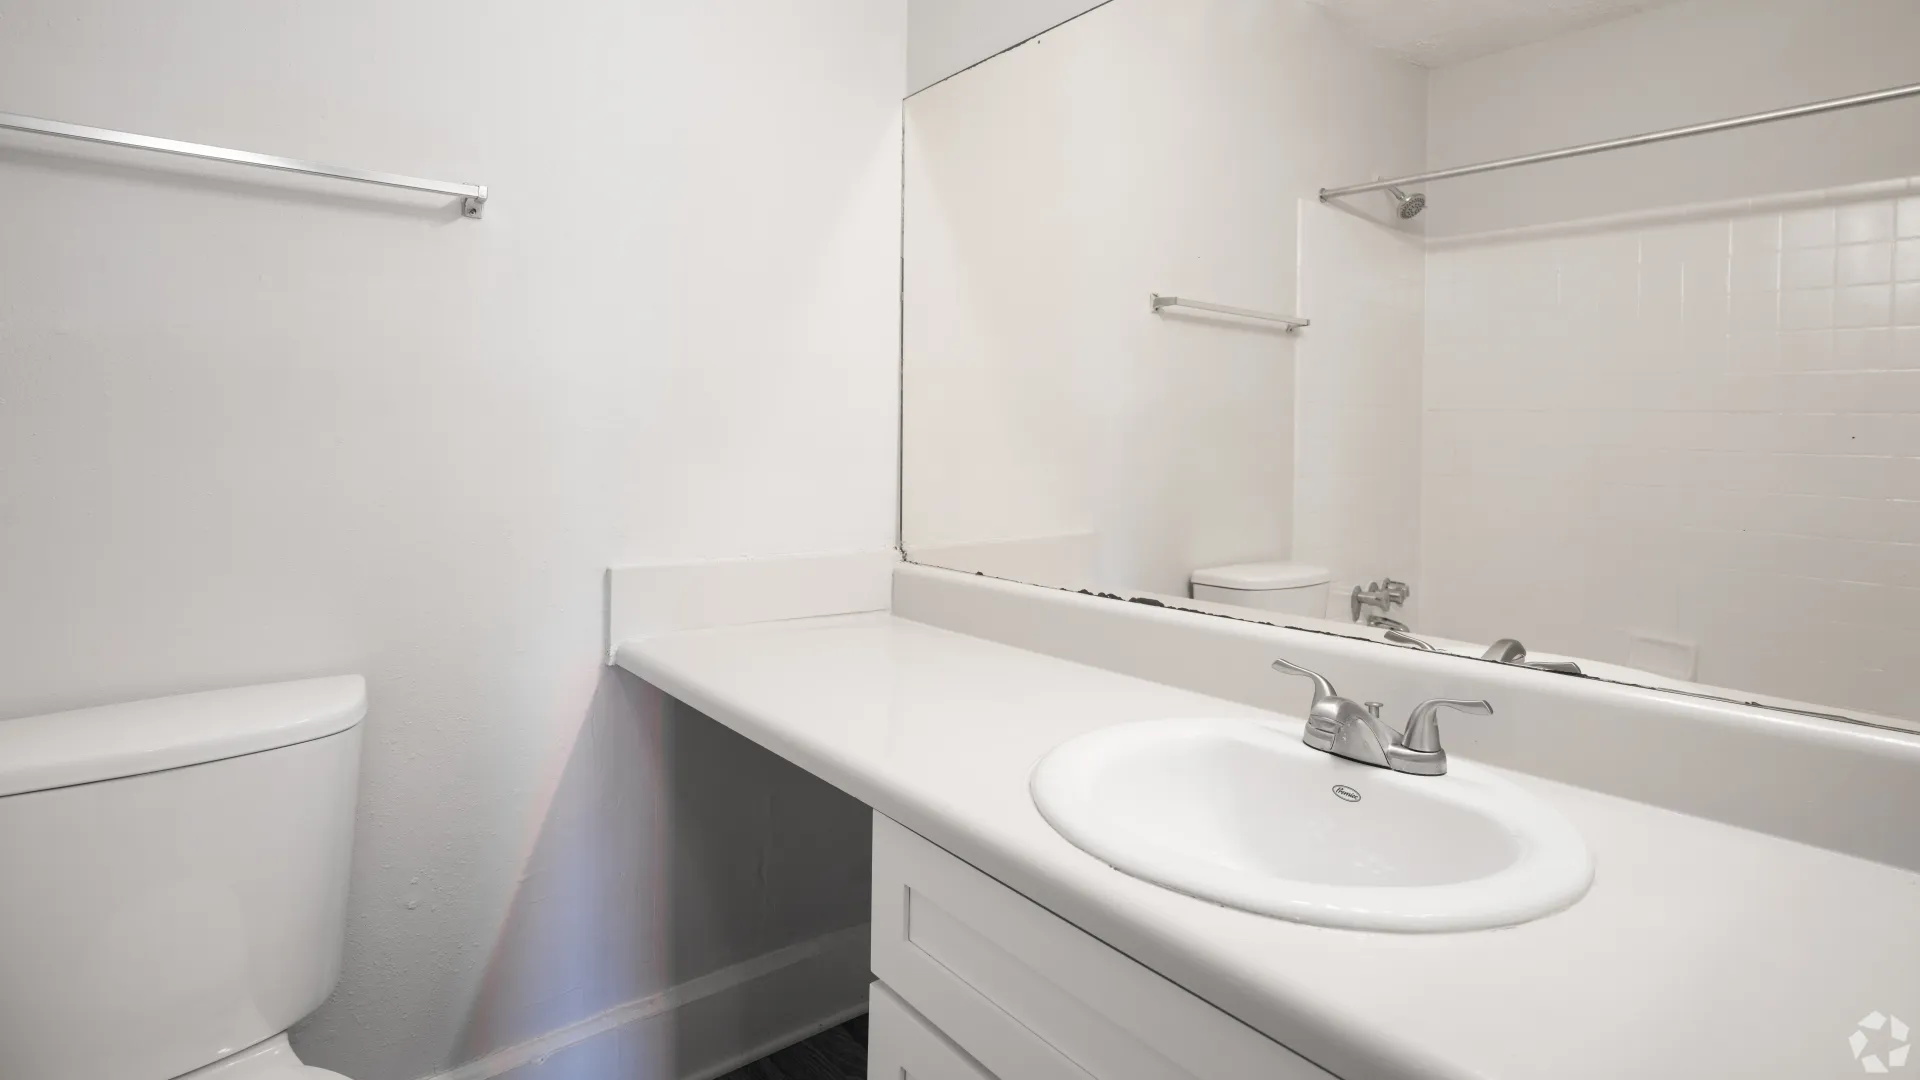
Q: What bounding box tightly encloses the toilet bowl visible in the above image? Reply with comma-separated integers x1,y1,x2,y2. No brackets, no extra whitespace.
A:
1191,561,1332,617
0,677,366,1080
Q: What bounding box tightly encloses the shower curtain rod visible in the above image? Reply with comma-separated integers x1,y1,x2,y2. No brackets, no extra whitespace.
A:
1320,80,1920,202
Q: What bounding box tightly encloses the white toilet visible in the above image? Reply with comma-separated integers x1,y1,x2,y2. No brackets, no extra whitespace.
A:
1190,561,1332,617
0,676,367,1080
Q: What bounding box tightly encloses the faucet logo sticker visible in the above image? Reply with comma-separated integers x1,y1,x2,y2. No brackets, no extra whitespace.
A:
1851,1012,1910,1073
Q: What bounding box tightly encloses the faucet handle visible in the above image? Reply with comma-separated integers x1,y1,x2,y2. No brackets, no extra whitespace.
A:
1402,698,1494,754
1270,657,1338,703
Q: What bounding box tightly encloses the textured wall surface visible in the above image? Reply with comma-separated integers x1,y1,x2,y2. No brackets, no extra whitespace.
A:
0,3,902,1078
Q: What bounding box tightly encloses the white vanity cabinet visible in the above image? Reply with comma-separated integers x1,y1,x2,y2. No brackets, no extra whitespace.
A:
866,814,1333,1080
868,982,998,1080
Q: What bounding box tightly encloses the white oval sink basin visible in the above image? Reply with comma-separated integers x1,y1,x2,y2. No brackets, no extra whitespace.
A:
1031,718,1593,932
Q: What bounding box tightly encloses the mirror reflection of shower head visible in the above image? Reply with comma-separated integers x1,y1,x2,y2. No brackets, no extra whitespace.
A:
1387,185,1426,219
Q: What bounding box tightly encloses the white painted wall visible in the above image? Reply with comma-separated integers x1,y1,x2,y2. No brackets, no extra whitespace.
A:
1293,202,1426,618
1425,0,1920,236
901,0,1426,597
0,3,903,1079
906,0,1108,93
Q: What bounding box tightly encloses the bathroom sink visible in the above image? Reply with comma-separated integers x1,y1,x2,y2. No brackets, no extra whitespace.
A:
1030,718,1593,931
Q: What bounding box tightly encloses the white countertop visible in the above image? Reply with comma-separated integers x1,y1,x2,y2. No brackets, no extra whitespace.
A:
618,612,1920,1080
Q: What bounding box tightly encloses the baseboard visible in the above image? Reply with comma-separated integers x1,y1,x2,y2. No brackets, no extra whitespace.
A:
682,997,871,1080
417,924,871,1080
606,551,898,662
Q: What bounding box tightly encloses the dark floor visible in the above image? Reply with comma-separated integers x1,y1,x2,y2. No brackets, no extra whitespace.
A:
719,1015,867,1080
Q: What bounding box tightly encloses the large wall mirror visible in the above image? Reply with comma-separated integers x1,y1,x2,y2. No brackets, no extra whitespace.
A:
900,0,1920,733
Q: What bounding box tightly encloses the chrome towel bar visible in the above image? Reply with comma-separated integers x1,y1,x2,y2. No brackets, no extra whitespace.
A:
0,110,488,218
1151,294,1308,331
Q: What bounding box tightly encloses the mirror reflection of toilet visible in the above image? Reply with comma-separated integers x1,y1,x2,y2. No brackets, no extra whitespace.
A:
0,677,366,1080
1189,562,1330,617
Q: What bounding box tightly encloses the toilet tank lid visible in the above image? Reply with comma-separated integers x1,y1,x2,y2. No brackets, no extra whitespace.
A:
0,676,366,798
1191,562,1332,590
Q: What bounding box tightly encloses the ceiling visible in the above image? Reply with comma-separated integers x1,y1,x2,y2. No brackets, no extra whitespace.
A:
1310,0,1686,67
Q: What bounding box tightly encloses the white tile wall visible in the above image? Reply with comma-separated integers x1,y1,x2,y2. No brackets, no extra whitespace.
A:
1423,183,1920,720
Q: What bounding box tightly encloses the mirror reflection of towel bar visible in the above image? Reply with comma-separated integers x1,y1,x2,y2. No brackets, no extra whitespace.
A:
1150,294,1309,331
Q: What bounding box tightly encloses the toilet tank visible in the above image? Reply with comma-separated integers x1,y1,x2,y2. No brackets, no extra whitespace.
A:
1190,562,1332,617
0,677,366,1080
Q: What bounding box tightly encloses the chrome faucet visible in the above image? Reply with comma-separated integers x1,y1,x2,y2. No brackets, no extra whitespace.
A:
1481,638,1582,675
1352,579,1414,634
1271,657,1493,776
1383,628,1439,651
1482,638,1526,663
1385,630,1582,675
1350,578,1410,622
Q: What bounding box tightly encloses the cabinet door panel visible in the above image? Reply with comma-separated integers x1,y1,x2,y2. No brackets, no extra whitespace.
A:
869,981,1000,1080
870,813,1333,1080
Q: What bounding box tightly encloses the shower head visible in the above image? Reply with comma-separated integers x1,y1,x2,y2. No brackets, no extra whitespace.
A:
1387,185,1426,219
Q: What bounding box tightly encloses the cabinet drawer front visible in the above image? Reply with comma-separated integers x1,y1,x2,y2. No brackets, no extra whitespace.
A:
869,981,999,1080
871,813,1331,1080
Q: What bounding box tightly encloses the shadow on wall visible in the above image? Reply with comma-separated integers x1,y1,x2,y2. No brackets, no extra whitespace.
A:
448,667,873,1080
